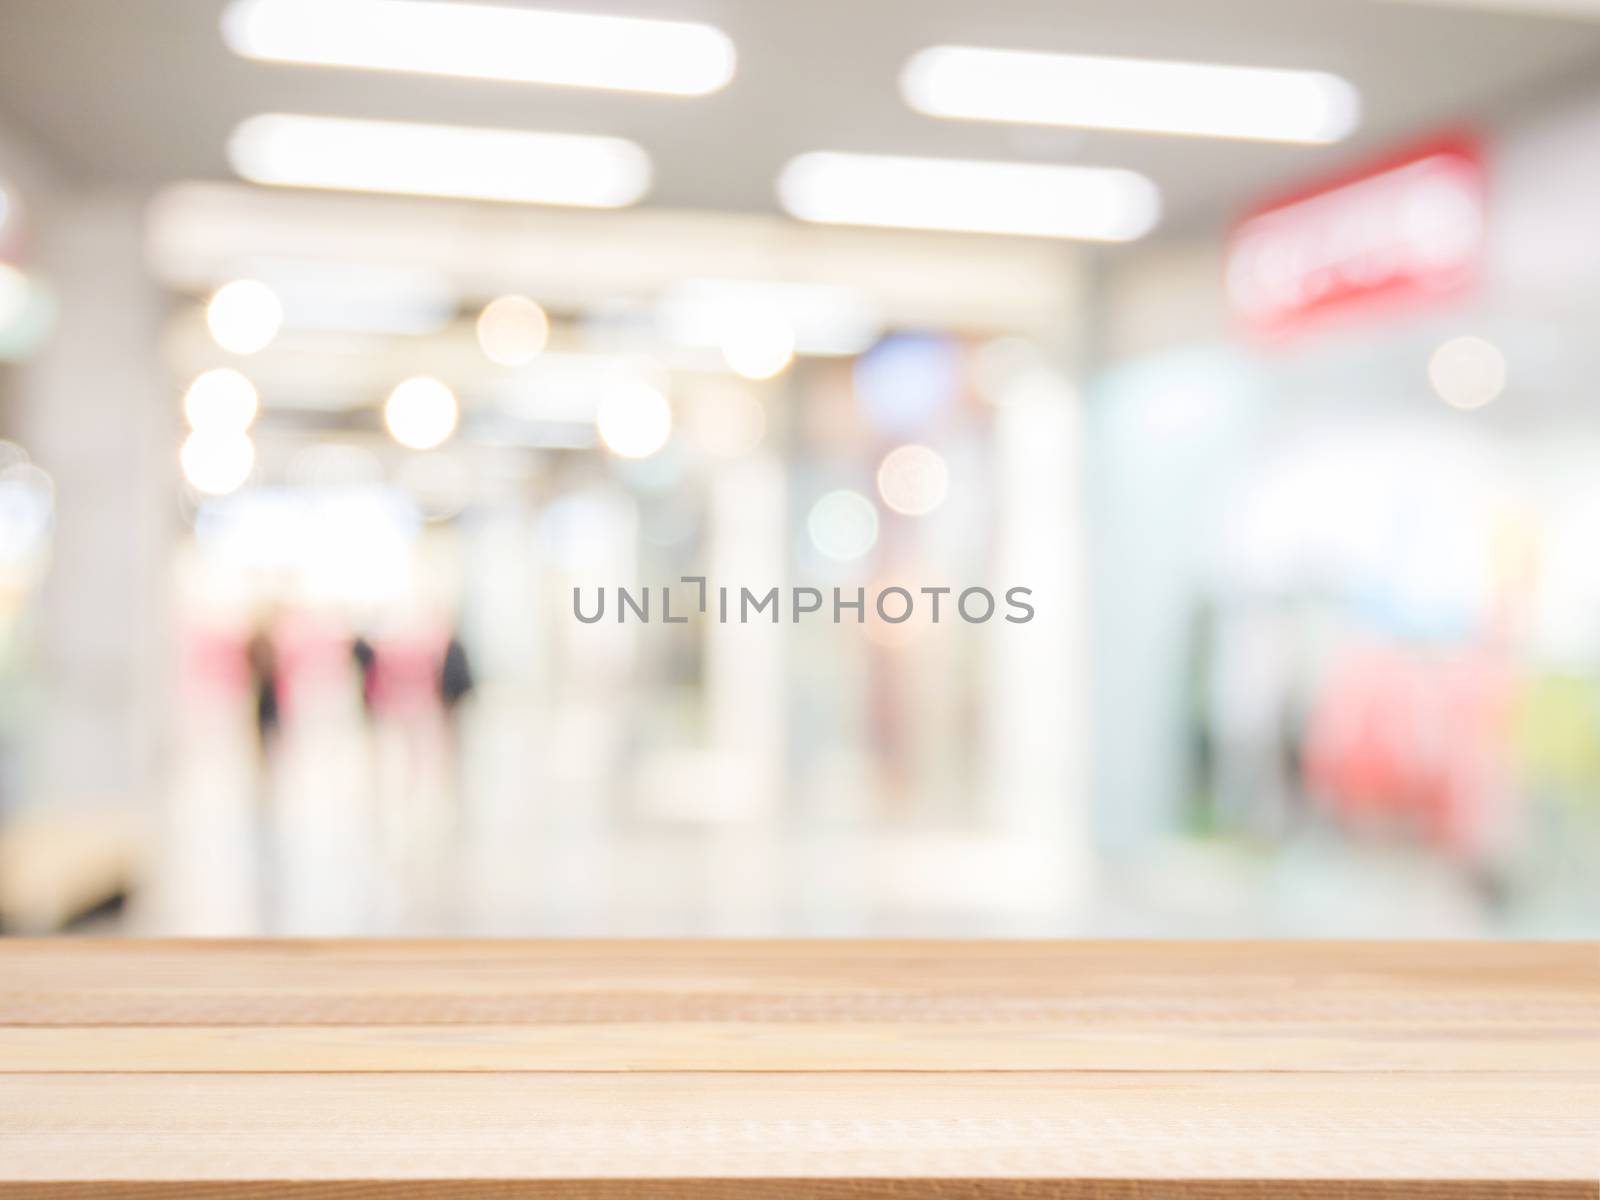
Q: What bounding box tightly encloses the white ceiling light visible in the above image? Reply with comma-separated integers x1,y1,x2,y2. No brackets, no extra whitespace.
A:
720,312,795,380
206,278,283,354
777,152,1159,241
184,368,260,434
228,114,652,208
385,376,459,450
221,0,735,96
477,295,550,366
181,430,256,495
902,46,1360,144
596,381,672,459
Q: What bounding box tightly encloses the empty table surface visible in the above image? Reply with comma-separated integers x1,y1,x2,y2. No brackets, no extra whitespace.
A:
1,939,1597,1197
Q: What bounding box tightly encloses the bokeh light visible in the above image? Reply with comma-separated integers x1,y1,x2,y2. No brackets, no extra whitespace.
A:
206,278,283,355
853,332,961,435
182,367,258,434
476,294,550,366
384,376,459,450
180,429,255,495
876,443,950,516
1428,335,1507,410
720,311,795,380
807,488,880,561
0,262,27,330
0,265,56,362
0,459,54,567
596,380,672,458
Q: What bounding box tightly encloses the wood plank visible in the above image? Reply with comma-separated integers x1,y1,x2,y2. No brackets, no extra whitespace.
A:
2,1181,1598,1199
3,940,1597,1194
2,1021,1597,1072
3,940,1595,1027
2,1072,1597,1184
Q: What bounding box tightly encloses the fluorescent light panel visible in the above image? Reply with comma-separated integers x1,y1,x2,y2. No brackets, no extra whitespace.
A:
777,152,1159,242
902,46,1359,144
222,0,735,95
228,114,652,208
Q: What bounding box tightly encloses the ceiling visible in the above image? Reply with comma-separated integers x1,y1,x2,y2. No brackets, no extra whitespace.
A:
2,0,1600,237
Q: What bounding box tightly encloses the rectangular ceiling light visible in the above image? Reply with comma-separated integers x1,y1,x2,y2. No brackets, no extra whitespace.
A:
777,152,1159,241
222,0,735,96
228,114,652,208
902,47,1360,144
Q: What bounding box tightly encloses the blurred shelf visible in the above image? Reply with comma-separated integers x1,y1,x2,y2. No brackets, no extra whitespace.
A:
0,939,1597,1196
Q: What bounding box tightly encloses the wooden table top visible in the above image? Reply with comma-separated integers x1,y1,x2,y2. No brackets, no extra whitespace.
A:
0,939,1597,1197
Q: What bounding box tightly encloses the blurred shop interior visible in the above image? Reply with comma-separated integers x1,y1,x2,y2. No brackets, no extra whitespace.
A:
1,0,1599,936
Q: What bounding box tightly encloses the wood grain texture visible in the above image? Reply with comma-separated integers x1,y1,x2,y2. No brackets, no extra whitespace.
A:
8,1020,1597,1071
3,1183,1597,1199
4,1071,1599,1181
0,940,1597,1196
4,940,1595,1026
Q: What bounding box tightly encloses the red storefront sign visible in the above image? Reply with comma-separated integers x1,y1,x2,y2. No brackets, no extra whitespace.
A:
1226,133,1487,337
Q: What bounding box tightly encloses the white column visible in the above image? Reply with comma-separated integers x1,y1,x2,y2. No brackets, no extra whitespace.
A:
16,191,173,817
982,363,1096,920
